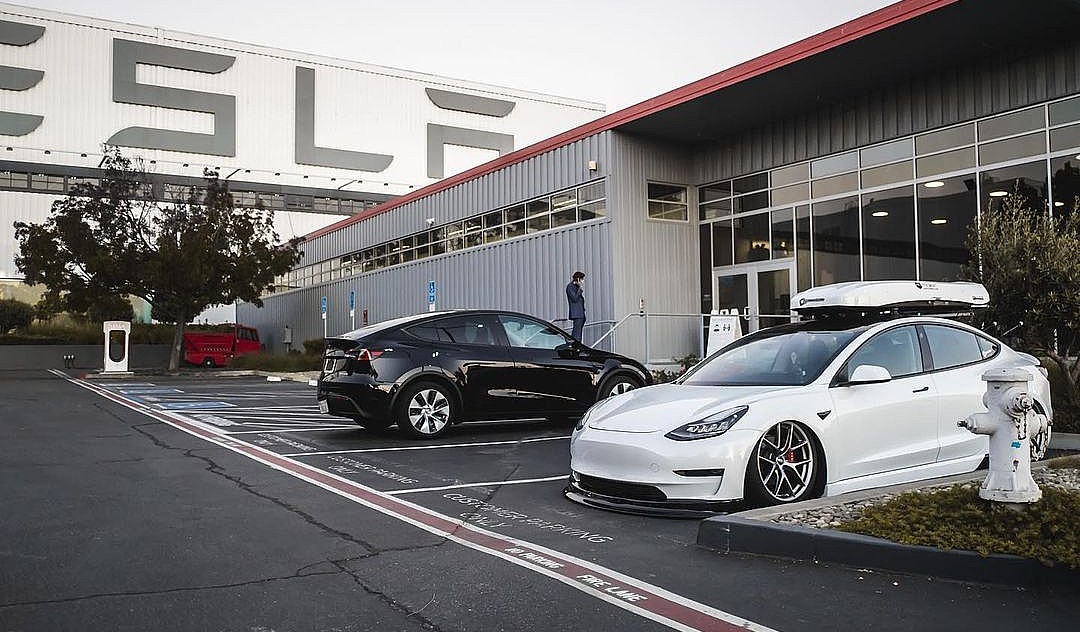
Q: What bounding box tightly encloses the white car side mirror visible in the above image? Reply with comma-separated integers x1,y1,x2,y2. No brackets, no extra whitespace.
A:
849,364,892,384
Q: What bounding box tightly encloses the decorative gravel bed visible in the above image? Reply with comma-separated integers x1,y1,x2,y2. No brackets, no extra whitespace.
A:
771,465,1080,529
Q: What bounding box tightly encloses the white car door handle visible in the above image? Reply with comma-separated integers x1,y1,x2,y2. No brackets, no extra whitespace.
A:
912,386,929,393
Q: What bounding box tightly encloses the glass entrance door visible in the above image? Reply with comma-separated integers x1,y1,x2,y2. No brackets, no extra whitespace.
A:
714,260,795,333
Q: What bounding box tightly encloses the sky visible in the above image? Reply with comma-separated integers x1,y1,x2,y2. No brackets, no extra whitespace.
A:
12,0,896,112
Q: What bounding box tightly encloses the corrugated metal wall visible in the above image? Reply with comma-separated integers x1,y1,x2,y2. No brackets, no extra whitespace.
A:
606,134,700,363
299,134,612,265
0,192,61,279
242,220,613,354
696,40,1080,182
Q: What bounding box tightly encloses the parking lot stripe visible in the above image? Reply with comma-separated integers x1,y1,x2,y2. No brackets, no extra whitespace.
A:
387,475,568,495
225,426,358,434
52,370,775,632
285,435,571,457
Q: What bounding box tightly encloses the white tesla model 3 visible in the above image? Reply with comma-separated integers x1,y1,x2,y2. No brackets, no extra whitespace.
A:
566,282,1053,515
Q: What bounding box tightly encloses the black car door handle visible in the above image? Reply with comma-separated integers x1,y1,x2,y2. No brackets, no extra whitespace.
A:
912,386,929,393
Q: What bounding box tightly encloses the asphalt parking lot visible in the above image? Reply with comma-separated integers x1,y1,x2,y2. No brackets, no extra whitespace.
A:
2,371,1078,632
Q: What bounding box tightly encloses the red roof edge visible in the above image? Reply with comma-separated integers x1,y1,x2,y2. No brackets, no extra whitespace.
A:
304,0,958,243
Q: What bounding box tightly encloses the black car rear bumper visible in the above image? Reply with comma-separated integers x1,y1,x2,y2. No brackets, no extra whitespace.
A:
317,375,392,423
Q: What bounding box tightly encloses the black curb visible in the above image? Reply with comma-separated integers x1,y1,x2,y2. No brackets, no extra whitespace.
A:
698,515,1080,586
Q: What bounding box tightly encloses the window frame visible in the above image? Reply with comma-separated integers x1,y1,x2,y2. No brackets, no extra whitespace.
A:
646,181,689,223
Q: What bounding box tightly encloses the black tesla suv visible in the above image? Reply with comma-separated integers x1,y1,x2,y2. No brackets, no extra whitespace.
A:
317,309,651,438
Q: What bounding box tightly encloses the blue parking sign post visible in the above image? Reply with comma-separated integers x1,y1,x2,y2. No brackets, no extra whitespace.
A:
427,281,437,312
320,296,328,338
348,290,356,330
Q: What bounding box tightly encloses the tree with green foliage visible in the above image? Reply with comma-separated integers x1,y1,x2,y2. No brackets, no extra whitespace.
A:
14,147,303,371
0,298,35,333
965,187,1080,405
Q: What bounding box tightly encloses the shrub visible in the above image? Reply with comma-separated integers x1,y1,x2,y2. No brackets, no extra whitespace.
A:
836,483,1080,569
0,299,35,332
228,352,322,372
652,353,701,384
303,338,326,356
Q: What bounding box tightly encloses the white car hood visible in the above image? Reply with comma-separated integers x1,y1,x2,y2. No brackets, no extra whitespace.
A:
588,383,796,433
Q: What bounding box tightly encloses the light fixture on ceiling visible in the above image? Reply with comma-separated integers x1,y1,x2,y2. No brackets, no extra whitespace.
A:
930,217,948,225
988,190,1008,197
182,163,189,167
274,172,280,176
924,181,945,188
871,210,889,217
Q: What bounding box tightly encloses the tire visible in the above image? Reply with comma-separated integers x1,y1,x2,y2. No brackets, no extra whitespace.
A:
396,381,456,439
744,421,821,506
597,373,642,400
202,357,216,368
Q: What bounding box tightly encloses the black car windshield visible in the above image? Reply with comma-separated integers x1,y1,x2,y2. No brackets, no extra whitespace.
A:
681,324,867,386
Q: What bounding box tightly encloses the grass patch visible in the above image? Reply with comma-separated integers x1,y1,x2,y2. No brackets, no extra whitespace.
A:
227,352,321,372
835,482,1080,569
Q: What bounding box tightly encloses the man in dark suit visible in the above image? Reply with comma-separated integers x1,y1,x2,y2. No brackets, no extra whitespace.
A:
566,271,586,341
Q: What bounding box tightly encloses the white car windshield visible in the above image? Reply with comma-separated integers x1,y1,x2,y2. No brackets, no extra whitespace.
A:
682,325,867,386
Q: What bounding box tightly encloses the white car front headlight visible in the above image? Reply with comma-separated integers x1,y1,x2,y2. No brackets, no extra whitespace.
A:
665,405,749,441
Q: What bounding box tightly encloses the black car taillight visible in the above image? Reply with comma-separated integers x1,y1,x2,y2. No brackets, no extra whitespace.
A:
343,348,382,374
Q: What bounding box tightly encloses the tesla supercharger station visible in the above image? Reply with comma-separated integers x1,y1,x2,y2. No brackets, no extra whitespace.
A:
102,321,132,374
958,368,1049,503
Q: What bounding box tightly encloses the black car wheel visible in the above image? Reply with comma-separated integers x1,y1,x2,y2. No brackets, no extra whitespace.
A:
597,374,641,400
744,421,821,506
396,381,456,438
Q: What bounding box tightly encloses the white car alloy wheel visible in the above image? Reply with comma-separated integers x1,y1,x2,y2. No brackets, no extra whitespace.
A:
753,421,815,503
407,387,451,435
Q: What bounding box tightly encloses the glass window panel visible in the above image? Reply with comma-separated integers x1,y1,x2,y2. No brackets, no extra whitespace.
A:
1050,123,1080,152
918,174,977,282
504,220,525,239
732,173,768,195
795,205,811,291
981,161,1048,213
916,124,974,155
1050,96,1080,126
526,212,550,233
699,182,731,202
578,181,605,203
429,237,447,256
811,172,858,198
1051,156,1080,217
771,163,809,187
483,210,503,228
552,191,577,211
861,161,913,188
861,185,915,280
923,325,986,369
551,207,576,227
811,151,858,178
915,146,976,177
647,182,687,202
464,217,482,234
771,207,794,259
733,212,771,264
860,138,913,167
648,200,688,221
978,106,1044,141
978,132,1046,165
1,171,27,188
732,190,769,213
526,199,550,216
465,231,483,248
483,224,504,243
699,198,731,220
812,196,860,286
505,204,525,223
771,183,809,206
699,224,712,313
712,219,733,267
578,200,606,220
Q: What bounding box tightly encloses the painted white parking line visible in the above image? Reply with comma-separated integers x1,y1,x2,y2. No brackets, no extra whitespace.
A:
225,426,358,434
52,369,775,632
284,435,571,457
387,475,569,495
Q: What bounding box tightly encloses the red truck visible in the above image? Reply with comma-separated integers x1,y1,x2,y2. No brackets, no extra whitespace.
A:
183,324,261,367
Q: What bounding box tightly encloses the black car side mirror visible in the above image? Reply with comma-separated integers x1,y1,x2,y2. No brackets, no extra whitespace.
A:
556,342,579,358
